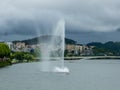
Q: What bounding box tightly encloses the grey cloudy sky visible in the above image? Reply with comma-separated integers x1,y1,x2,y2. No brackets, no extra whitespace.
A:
0,0,120,43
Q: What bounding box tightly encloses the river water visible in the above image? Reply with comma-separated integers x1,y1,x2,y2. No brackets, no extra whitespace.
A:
0,59,120,90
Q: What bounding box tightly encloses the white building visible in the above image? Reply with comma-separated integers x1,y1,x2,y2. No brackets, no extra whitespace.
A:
5,42,14,50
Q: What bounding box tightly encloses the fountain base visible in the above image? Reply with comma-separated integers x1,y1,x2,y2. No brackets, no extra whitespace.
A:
53,67,70,73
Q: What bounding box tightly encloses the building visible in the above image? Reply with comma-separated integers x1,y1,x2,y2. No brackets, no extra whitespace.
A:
65,44,83,56
65,44,94,56
5,42,14,50
13,42,26,52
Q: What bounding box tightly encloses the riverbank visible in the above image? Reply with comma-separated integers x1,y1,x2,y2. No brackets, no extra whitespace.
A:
0,60,12,68
64,56,120,60
1,56,120,68
34,56,120,60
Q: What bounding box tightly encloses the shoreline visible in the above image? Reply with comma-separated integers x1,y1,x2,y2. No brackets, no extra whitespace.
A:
64,56,120,60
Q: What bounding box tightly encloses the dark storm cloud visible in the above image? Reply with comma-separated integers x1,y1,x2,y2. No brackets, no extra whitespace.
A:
0,7,62,39
0,0,120,41
66,30,120,44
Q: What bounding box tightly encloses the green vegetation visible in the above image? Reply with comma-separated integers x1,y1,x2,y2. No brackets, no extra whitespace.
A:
33,48,41,57
65,38,76,45
10,52,35,63
87,41,120,56
0,60,11,67
0,43,11,67
0,43,10,58
0,42,39,68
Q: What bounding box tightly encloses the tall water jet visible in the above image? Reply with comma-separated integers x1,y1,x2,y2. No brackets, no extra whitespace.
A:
37,19,69,73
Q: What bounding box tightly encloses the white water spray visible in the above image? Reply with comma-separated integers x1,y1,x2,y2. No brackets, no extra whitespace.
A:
37,19,69,73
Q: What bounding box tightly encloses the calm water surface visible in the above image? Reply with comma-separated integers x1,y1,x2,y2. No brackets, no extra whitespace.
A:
0,59,120,90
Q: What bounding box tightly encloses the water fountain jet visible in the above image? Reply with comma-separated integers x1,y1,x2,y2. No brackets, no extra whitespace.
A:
37,19,69,73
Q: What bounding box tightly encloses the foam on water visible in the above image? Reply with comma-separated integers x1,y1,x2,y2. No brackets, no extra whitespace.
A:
53,67,70,73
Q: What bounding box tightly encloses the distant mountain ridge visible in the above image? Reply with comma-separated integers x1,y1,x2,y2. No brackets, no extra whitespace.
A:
87,41,120,56
13,36,77,45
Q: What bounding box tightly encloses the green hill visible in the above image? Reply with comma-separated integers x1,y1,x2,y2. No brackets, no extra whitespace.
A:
13,36,76,45
87,41,120,56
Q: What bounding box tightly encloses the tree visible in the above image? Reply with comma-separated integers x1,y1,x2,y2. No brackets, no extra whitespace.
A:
64,50,68,57
14,52,24,62
0,43,11,67
0,43,10,58
33,48,41,57
24,54,34,62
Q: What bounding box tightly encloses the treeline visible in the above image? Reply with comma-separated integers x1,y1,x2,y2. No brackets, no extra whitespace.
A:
87,41,120,56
